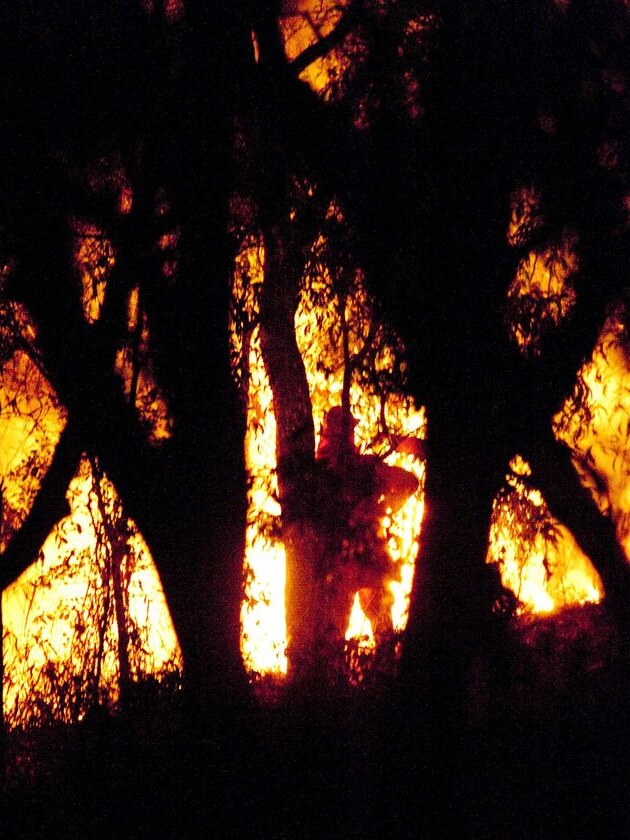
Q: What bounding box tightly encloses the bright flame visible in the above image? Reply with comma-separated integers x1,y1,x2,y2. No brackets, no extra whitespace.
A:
2,458,182,727
1,310,180,725
296,258,425,646
0,346,66,550
555,313,630,561
239,327,287,675
234,230,425,677
493,196,607,613
345,592,374,645
488,457,603,615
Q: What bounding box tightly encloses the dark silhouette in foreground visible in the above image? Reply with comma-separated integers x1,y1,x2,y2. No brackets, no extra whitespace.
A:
315,406,419,644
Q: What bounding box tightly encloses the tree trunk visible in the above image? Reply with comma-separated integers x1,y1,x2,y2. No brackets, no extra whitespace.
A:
259,222,321,682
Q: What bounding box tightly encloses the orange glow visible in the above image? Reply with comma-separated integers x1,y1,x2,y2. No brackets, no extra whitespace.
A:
279,0,356,98
118,184,133,216
233,227,425,678
506,184,543,248
115,286,174,445
505,229,579,355
0,345,66,550
3,458,182,727
555,312,630,562
71,220,115,324
157,230,180,251
488,456,603,614
251,30,260,64
1,310,180,726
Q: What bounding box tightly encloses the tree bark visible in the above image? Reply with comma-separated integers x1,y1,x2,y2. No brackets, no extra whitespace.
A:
259,222,320,681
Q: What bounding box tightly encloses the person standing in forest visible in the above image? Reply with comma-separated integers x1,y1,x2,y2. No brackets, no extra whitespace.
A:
315,405,419,643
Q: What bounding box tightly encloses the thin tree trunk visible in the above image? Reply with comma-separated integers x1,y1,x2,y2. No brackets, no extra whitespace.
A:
259,222,320,682
90,457,132,706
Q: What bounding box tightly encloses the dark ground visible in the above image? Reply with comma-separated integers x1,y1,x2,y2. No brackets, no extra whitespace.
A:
3,605,630,839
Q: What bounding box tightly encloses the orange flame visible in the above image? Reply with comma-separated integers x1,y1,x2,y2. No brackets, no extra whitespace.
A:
488,456,603,614
1,309,180,726
3,458,182,726
234,232,425,677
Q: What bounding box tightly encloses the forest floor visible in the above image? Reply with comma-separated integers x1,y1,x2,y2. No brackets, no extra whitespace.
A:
2,604,630,838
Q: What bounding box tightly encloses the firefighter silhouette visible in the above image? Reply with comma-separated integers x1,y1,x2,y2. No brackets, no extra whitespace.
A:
315,405,420,642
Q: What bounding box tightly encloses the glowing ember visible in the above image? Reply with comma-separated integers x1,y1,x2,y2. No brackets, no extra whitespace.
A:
506,184,543,248
118,184,133,216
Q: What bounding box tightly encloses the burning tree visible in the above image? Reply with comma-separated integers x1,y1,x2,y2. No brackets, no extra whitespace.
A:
2,0,630,736
232,0,630,698
230,203,425,684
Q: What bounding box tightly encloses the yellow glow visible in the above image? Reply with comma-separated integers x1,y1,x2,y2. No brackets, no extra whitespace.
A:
1,309,180,725
555,314,630,562
279,0,354,98
496,212,609,613
0,347,66,549
239,328,288,675
489,468,603,614
3,458,182,727
71,220,115,325
114,286,174,445
345,592,374,646
382,452,424,630
505,229,579,354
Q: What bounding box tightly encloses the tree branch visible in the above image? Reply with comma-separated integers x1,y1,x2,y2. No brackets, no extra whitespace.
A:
527,434,630,613
288,5,359,77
